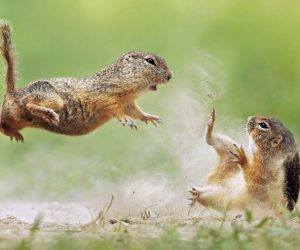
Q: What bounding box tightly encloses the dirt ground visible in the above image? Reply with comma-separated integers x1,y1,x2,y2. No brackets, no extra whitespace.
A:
0,200,232,246
2,199,300,250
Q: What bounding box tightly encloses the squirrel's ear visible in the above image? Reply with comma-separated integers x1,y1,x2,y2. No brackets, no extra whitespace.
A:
271,135,283,147
122,53,139,64
123,54,134,63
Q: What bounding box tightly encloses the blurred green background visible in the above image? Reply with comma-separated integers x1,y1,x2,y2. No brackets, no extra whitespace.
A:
0,0,300,200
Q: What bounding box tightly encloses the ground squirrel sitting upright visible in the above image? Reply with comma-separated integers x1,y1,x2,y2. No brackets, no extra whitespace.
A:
190,110,300,212
0,22,172,142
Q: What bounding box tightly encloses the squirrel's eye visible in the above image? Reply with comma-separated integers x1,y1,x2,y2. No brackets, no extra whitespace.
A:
145,58,156,66
258,122,269,129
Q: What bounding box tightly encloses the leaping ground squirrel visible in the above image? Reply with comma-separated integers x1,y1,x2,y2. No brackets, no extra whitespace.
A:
190,110,300,212
0,22,172,142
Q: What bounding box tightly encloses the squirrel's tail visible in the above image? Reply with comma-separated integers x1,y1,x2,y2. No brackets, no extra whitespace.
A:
0,21,16,94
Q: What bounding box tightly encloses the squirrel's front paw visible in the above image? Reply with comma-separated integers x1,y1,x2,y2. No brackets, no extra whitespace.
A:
118,116,137,130
142,114,162,126
207,108,216,128
230,144,247,166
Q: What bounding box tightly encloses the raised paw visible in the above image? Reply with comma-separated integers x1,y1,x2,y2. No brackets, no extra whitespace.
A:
118,116,137,130
142,114,162,126
42,109,59,126
207,108,216,128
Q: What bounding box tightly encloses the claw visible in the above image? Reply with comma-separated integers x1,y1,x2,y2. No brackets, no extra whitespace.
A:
207,108,216,127
129,121,137,130
230,150,239,162
142,114,162,126
8,132,24,143
118,116,137,130
230,144,247,166
150,120,157,126
229,150,237,157
157,118,163,124
188,188,200,213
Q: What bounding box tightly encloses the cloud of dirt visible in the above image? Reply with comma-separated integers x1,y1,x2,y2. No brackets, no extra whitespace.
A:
85,51,244,220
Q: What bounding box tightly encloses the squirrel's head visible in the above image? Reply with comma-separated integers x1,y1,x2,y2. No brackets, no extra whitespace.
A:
116,51,172,92
247,116,296,159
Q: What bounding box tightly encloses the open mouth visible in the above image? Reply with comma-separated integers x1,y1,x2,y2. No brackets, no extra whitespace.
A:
149,79,168,91
149,85,157,91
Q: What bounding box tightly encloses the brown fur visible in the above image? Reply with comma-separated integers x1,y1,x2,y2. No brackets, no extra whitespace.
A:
0,22,172,142
190,111,300,212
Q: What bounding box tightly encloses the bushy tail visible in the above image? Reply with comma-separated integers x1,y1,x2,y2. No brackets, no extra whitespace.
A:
0,21,16,94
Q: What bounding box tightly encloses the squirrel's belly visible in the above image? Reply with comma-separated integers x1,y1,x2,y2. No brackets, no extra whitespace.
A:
38,113,112,136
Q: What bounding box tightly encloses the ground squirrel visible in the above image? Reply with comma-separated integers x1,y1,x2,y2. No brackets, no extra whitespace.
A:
190,110,300,212
0,22,172,142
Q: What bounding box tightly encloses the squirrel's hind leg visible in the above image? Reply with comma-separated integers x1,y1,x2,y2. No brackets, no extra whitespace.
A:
189,185,227,209
24,93,63,125
1,128,24,142
0,121,24,142
189,185,248,211
8,131,24,142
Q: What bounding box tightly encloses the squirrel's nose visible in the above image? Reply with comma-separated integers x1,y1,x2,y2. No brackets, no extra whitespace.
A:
166,73,172,81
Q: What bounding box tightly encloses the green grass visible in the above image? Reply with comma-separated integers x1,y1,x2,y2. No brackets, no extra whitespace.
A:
3,214,300,250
